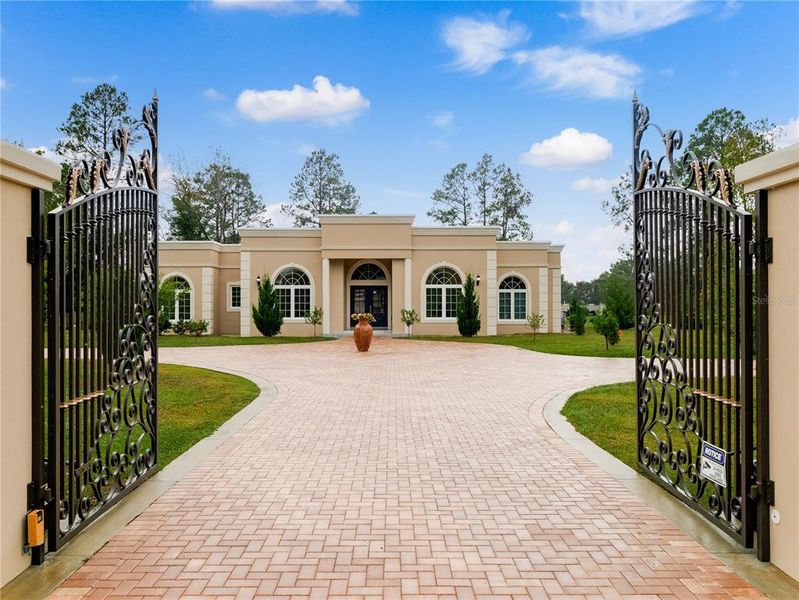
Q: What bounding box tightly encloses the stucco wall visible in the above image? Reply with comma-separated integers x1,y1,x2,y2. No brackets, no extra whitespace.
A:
737,144,799,583
160,219,564,339
0,142,60,586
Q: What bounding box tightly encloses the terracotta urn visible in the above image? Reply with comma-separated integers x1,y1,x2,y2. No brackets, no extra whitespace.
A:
353,318,374,352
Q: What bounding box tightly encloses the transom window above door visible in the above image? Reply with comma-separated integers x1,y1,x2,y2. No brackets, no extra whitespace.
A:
424,266,462,319
274,267,311,319
351,263,387,281
499,275,527,321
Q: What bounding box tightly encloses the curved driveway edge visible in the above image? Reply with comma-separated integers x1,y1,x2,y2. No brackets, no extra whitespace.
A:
46,338,764,599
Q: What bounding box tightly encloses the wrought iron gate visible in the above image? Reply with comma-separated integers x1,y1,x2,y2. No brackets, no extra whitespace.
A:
633,97,771,558
29,94,159,557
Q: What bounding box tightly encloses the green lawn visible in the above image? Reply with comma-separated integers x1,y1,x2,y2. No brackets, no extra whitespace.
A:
561,382,638,468
159,335,331,348
158,364,260,466
411,328,635,358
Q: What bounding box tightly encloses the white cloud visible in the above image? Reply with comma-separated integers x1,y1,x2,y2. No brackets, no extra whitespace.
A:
442,11,528,75
570,176,614,194
236,76,370,125
513,46,640,99
71,74,119,85
432,110,454,128
578,1,702,38
293,142,317,156
549,220,575,236
203,88,226,100
261,202,294,228
0,78,7,90
211,0,358,16
520,128,612,169
27,146,65,164
560,224,629,281
774,118,799,149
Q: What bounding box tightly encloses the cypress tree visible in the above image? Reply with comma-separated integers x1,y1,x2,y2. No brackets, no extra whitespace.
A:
253,276,283,337
457,274,481,337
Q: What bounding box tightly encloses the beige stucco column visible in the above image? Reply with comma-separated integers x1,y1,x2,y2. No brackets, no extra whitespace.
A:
486,250,497,335
322,258,330,335
550,268,562,333
201,267,215,334
391,259,405,335
538,266,549,331
0,142,61,586
240,251,251,336
736,143,799,583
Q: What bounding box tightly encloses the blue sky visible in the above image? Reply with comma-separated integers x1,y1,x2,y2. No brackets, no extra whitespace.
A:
2,0,798,280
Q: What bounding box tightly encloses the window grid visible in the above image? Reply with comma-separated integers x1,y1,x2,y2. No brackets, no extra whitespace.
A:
275,267,312,319
424,267,463,319
498,276,527,321
351,263,386,281
230,285,241,309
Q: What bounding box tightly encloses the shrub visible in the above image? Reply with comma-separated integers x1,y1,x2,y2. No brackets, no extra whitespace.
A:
158,315,173,334
526,313,545,340
400,308,421,337
567,296,588,335
186,320,209,336
457,274,480,337
171,319,208,336
253,275,283,337
593,310,620,350
304,306,323,336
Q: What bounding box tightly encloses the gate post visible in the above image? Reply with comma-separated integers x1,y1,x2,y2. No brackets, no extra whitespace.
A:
0,142,61,586
736,144,799,581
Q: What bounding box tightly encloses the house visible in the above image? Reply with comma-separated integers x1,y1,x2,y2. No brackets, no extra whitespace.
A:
159,215,563,337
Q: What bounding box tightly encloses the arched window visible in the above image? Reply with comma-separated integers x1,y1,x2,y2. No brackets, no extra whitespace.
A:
274,267,311,319
499,275,527,321
163,275,192,322
425,267,462,319
351,263,386,281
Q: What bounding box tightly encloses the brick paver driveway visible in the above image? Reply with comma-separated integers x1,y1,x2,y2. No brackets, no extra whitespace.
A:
50,339,761,599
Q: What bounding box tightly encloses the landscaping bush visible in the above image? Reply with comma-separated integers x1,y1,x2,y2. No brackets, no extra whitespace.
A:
158,315,173,334
253,275,283,337
400,308,421,337
526,313,545,340
171,319,208,336
593,310,620,349
457,274,480,337
567,296,587,335
304,306,323,336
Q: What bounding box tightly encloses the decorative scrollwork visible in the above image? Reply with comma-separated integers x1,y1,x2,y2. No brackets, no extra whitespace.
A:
632,97,735,205
63,92,158,206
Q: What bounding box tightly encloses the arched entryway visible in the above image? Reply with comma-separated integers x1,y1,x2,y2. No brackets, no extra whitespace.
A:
347,260,390,329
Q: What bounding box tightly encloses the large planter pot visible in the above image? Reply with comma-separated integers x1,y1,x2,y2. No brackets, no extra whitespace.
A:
353,319,373,352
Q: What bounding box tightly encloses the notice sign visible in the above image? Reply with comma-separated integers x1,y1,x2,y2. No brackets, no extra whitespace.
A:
699,441,727,488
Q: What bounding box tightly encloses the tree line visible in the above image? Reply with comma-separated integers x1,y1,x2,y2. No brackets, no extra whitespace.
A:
45,84,536,243
564,105,777,342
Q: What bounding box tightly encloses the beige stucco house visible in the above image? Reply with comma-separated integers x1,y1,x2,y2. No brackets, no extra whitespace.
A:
159,215,563,337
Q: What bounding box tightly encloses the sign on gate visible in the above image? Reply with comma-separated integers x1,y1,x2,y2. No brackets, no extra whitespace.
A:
700,441,727,488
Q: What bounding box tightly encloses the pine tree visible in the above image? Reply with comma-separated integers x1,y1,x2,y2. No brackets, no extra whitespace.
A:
252,276,283,337
457,274,481,337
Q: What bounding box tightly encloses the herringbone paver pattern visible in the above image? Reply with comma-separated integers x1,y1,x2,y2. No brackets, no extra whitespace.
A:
48,339,762,599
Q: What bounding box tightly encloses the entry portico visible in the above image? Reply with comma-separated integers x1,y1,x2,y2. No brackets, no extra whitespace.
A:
159,215,563,337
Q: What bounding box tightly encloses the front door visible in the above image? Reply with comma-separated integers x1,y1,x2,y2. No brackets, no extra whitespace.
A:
350,285,388,328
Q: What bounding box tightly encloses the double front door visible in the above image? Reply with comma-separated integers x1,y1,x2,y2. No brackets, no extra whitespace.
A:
350,285,388,328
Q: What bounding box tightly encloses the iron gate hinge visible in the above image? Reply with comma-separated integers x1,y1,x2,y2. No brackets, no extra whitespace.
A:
749,480,775,506
748,238,773,264
27,481,51,510
26,237,51,265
